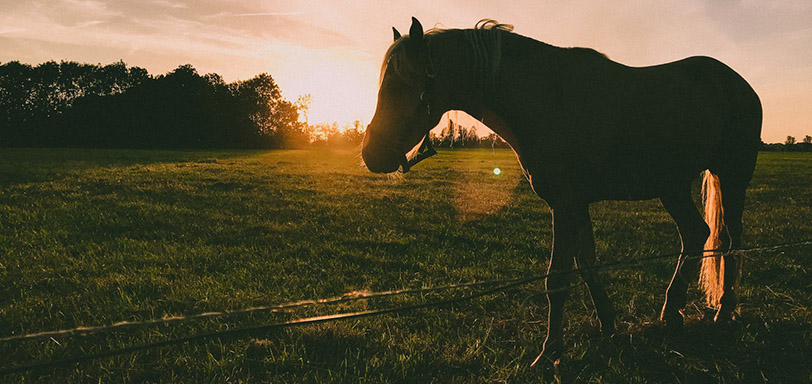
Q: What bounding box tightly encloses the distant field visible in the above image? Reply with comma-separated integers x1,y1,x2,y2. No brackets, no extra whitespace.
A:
0,148,810,383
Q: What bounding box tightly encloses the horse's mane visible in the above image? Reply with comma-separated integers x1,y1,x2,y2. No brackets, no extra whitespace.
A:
380,19,514,92
464,20,513,92
379,20,613,93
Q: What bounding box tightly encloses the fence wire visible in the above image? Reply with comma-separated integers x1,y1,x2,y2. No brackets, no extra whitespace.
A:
1,239,810,375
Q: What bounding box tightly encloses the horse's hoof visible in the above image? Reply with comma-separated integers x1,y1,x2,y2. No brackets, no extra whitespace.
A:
531,354,561,381
531,353,561,374
531,342,562,367
600,324,617,338
660,309,684,331
531,353,554,368
713,309,737,324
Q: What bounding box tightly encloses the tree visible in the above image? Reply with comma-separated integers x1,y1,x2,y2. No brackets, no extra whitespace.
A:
332,120,364,147
62,63,236,148
481,132,510,148
785,136,796,145
0,61,35,146
2,60,304,149
0,60,156,147
803,135,811,144
295,94,312,126
232,73,305,148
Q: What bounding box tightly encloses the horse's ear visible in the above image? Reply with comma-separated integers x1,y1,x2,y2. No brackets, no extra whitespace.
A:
392,27,401,41
409,17,423,42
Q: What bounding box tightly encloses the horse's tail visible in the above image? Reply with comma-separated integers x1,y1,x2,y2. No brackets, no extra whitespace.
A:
699,170,726,307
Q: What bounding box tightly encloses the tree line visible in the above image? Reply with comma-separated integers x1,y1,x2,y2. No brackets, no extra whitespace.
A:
430,118,510,148
0,60,354,149
0,59,508,151
760,136,812,152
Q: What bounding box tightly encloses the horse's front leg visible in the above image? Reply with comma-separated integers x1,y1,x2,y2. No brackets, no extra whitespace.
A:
532,203,588,366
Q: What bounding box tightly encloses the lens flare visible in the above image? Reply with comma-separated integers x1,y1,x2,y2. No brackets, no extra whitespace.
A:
493,167,501,175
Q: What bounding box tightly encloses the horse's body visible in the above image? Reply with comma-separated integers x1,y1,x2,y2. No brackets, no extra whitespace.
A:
490,44,760,205
362,18,762,365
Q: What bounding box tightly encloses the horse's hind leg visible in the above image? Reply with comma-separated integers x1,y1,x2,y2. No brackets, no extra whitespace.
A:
660,183,709,327
713,153,756,322
574,217,615,336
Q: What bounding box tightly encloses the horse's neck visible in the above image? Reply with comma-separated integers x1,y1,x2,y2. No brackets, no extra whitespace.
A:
472,33,560,157
477,33,566,157
434,31,562,157
481,108,522,155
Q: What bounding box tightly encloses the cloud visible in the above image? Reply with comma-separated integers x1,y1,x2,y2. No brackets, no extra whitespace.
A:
151,0,188,9
57,0,122,21
206,11,303,18
71,20,106,28
0,27,27,35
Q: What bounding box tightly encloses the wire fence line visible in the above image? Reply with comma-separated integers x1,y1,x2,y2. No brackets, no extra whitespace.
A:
2,239,810,344
0,277,543,376
0,277,534,343
1,239,810,375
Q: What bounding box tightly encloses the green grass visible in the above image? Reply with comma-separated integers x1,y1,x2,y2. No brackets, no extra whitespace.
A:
0,148,810,383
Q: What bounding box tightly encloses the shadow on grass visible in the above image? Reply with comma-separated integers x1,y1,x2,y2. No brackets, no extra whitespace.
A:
556,311,812,383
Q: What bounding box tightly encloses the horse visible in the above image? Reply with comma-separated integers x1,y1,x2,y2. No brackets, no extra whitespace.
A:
361,17,762,365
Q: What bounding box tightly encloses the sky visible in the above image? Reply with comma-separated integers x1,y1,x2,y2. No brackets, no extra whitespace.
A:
1,0,810,143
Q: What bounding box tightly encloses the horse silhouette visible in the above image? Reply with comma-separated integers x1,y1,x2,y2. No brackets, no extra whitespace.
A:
362,17,762,365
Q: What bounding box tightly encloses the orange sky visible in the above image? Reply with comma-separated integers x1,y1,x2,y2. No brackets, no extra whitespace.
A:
1,0,810,143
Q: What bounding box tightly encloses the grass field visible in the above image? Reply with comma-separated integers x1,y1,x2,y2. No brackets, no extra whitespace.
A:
1,148,810,383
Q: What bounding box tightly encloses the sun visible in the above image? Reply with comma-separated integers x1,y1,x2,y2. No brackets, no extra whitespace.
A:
274,48,379,128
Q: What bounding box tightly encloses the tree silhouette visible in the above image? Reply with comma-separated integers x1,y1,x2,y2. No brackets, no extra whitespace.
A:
295,94,312,126
1,60,308,149
429,118,507,148
231,73,305,148
0,60,151,147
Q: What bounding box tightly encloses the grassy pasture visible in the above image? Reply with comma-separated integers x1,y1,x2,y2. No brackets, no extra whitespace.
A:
0,148,810,383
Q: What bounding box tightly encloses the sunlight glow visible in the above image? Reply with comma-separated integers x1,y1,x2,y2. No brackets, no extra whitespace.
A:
493,168,501,175
270,45,378,127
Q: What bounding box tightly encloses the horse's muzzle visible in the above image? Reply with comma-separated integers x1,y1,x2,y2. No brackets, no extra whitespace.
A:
362,146,403,174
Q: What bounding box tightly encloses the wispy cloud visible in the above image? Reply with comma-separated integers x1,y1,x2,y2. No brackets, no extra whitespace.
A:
207,11,303,18
59,0,121,19
71,20,106,28
151,0,188,9
0,27,27,35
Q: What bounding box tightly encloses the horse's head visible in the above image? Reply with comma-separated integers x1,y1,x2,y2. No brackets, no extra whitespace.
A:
362,17,443,173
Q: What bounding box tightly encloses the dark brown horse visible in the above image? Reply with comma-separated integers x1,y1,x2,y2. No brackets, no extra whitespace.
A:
361,17,762,365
